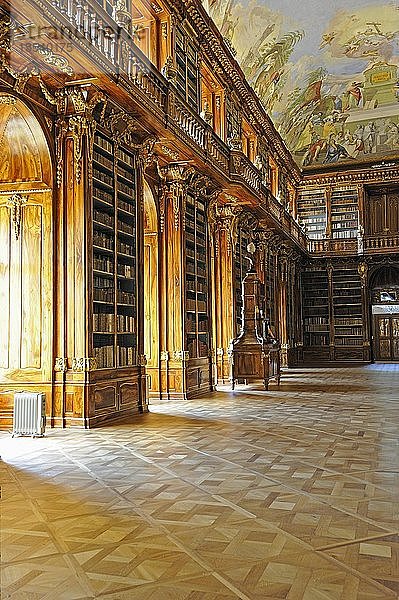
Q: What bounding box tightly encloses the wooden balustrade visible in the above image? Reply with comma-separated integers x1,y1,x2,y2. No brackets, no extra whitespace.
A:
364,235,399,250
44,0,306,252
307,238,357,254
230,151,261,193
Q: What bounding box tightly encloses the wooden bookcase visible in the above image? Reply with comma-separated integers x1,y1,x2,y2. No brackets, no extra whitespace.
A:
182,192,213,396
332,268,363,360
92,132,138,370
265,250,276,334
234,231,250,336
331,186,359,239
297,188,326,238
185,193,210,360
301,269,330,360
301,262,366,362
175,25,199,109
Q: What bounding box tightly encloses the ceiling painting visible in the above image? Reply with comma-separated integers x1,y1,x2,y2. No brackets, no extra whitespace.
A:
205,0,399,168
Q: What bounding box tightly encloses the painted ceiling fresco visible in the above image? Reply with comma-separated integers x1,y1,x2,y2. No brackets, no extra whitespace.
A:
206,0,399,168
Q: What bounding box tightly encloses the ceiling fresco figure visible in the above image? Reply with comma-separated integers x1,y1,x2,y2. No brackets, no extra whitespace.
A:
205,0,399,168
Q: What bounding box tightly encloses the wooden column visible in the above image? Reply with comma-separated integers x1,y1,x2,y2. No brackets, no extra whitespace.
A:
158,163,194,400
358,261,371,361
209,203,241,383
327,261,335,361
277,246,289,367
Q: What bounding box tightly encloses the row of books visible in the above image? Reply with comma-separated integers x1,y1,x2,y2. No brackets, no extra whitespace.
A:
93,313,114,332
304,324,330,332
117,241,135,255
93,168,113,187
95,136,113,154
118,346,136,366
117,314,135,332
335,337,363,346
334,327,363,336
117,290,135,304
118,199,135,214
94,288,114,302
117,148,134,167
119,181,134,196
186,299,207,311
117,263,134,277
332,231,357,239
94,188,113,205
94,276,113,289
304,316,328,324
93,232,113,250
93,152,113,171
94,209,114,228
118,220,134,235
94,255,113,273
94,345,114,368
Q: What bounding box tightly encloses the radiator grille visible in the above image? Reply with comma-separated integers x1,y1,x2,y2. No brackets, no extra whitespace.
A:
12,393,46,437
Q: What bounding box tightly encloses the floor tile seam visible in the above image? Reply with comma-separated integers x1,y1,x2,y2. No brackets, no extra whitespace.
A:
93,574,249,600
45,427,395,504
51,444,261,600
150,406,398,450
313,549,398,597
150,429,397,499
9,464,110,598
314,531,399,551
102,435,395,536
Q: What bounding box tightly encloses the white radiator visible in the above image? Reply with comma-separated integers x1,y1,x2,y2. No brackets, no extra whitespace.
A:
12,393,46,437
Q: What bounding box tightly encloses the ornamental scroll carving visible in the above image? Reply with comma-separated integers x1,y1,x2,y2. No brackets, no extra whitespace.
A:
38,80,107,186
72,357,97,371
6,194,28,240
158,163,196,232
208,198,242,256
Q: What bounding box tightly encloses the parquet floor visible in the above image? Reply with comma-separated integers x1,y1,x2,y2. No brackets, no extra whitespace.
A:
1,365,398,599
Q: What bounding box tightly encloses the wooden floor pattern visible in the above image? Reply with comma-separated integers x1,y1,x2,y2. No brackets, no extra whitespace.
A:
1,365,398,599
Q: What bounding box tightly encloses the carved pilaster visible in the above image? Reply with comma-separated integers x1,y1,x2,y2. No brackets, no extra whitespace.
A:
158,163,196,231
208,199,242,255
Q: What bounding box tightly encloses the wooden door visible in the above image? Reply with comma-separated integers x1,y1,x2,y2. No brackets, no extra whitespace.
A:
374,315,399,361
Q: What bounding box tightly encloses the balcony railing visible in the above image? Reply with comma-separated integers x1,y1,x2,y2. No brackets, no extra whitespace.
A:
28,0,307,250
230,151,262,193
364,234,399,251
307,238,358,254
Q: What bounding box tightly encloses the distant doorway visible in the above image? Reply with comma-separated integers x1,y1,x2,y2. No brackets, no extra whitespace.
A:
370,265,399,361
143,181,160,396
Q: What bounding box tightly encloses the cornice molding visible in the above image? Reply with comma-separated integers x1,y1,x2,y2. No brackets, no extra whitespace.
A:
300,167,399,188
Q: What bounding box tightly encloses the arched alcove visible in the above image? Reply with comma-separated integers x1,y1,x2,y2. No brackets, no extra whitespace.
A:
0,94,54,426
0,94,52,186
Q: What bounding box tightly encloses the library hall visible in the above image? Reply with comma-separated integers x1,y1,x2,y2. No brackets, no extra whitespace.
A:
0,0,398,598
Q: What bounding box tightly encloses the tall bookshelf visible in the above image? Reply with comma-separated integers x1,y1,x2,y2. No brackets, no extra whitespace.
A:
332,268,363,360
92,131,137,370
265,249,276,334
234,231,250,336
175,26,199,109
185,193,210,360
331,186,359,239
301,270,330,360
297,188,326,238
